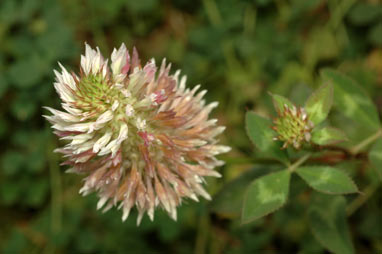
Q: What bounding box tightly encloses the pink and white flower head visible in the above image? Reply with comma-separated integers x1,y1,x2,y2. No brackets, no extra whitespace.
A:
44,43,230,225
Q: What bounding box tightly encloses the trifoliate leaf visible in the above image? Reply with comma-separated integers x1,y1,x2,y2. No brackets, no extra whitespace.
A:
308,195,355,254
296,166,358,194
369,138,382,182
210,166,269,216
245,112,289,164
242,170,290,224
305,82,333,125
321,69,380,131
348,2,381,25
311,126,348,145
368,22,382,47
8,54,47,88
269,93,294,114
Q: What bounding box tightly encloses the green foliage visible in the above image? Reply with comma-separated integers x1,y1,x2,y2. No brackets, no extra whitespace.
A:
210,166,269,217
242,170,290,224
305,83,333,125
270,93,294,114
369,138,382,182
311,126,348,145
8,54,48,88
245,111,288,163
348,2,382,25
308,195,355,254
1,150,25,176
296,166,358,194
321,69,381,132
369,22,382,47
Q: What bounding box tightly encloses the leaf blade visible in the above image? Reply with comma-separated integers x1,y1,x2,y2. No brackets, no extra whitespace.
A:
321,68,380,131
369,138,382,182
245,111,288,163
305,82,333,124
311,126,348,145
210,167,269,216
241,170,290,224
296,166,358,194
308,195,355,254
269,93,294,114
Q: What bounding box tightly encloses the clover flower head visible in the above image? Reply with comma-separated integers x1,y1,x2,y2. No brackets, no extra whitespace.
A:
272,104,314,149
44,43,230,225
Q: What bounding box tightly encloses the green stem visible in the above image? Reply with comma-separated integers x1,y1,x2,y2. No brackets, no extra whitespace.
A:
346,182,380,216
202,0,222,26
194,211,210,254
327,0,357,30
288,153,311,173
45,134,63,254
350,129,382,155
221,156,284,166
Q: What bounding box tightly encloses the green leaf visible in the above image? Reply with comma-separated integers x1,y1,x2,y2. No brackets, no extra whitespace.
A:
0,182,21,205
2,229,28,254
245,112,288,164
369,138,382,182
296,166,358,194
125,0,158,13
210,166,269,216
10,95,37,121
311,126,348,145
0,117,8,138
0,75,9,98
269,93,294,114
25,179,49,207
242,170,290,224
8,53,48,88
308,195,355,254
305,82,333,125
368,22,382,47
303,28,339,68
348,2,381,25
1,150,25,176
321,69,380,131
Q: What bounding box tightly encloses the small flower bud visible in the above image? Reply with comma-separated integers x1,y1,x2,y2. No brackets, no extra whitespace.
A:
272,104,314,149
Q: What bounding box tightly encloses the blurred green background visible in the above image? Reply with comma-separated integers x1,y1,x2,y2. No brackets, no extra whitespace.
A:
0,0,381,253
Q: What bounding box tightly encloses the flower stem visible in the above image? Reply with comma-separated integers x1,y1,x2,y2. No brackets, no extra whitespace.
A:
202,0,222,26
45,134,62,254
288,153,311,173
221,156,285,166
194,211,210,254
346,182,380,216
350,129,382,155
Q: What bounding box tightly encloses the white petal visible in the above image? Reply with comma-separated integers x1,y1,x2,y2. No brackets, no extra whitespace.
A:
178,75,187,93
60,122,94,132
125,104,134,117
136,211,145,226
98,139,120,157
58,62,76,90
95,110,114,126
117,123,128,143
53,82,75,103
111,100,119,111
62,133,93,145
135,117,146,130
111,43,127,75
206,145,231,155
92,47,103,74
93,131,112,153
62,103,82,115
97,196,108,210
44,107,79,122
